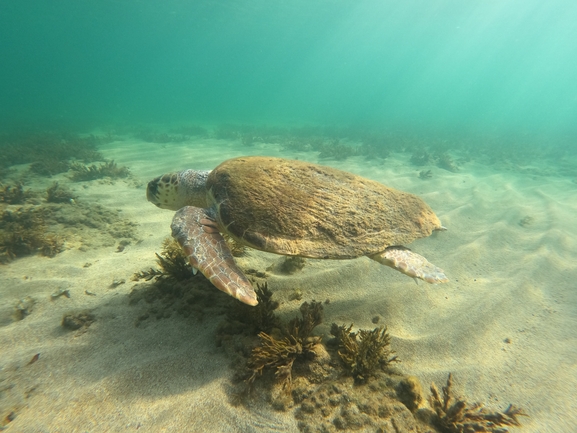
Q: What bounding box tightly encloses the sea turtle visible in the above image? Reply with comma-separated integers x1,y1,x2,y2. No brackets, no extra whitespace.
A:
147,156,448,306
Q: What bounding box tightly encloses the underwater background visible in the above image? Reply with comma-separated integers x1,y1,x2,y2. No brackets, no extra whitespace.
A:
1,1,577,432
1,0,577,137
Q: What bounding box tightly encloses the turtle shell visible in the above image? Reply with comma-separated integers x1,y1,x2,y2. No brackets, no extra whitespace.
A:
206,156,442,259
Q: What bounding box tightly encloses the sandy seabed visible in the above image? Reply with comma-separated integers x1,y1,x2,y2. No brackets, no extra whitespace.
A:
1,137,576,432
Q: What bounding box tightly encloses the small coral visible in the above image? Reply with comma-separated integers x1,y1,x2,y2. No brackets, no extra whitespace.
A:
330,323,398,383
430,373,527,433
288,288,303,301
396,375,424,412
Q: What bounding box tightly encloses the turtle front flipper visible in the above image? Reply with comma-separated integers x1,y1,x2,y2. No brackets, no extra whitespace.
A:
371,246,449,284
171,206,258,306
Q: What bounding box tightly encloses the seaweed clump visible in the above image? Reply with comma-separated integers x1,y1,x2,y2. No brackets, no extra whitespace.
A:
317,139,357,161
219,283,280,339
518,216,534,227
1,198,137,263
133,131,187,143
45,182,77,203
268,255,307,275
410,149,434,166
128,240,241,325
435,152,459,172
0,183,33,204
247,301,324,393
133,237,192,282
0,132,104,177
61,310,96,333
0,207,63,262
419,169,433,179
219,300,526,432
154,237,191,280
279,256,306,274
430,373,527,433
69,160,130,181
30,159,70,177
222,233,247,257
330,323,398,383
410,149,459,172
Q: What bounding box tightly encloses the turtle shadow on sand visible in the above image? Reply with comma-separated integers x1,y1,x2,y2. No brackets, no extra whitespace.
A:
114,232,526,433
212,282,527,433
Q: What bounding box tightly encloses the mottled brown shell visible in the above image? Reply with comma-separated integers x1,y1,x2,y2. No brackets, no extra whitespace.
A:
206,156,442,259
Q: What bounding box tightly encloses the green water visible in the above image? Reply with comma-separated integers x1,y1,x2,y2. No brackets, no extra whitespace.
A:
1,0,576,139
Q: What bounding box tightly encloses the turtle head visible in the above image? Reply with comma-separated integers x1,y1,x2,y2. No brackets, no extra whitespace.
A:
146,169,211,210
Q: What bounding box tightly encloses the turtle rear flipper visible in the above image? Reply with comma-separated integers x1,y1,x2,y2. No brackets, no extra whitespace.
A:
371,246,449,284
171,206,258,306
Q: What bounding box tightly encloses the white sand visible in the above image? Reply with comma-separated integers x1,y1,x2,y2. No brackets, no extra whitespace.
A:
1,137,575,432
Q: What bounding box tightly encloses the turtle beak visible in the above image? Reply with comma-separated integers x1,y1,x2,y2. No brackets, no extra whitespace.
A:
146,177,162,207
